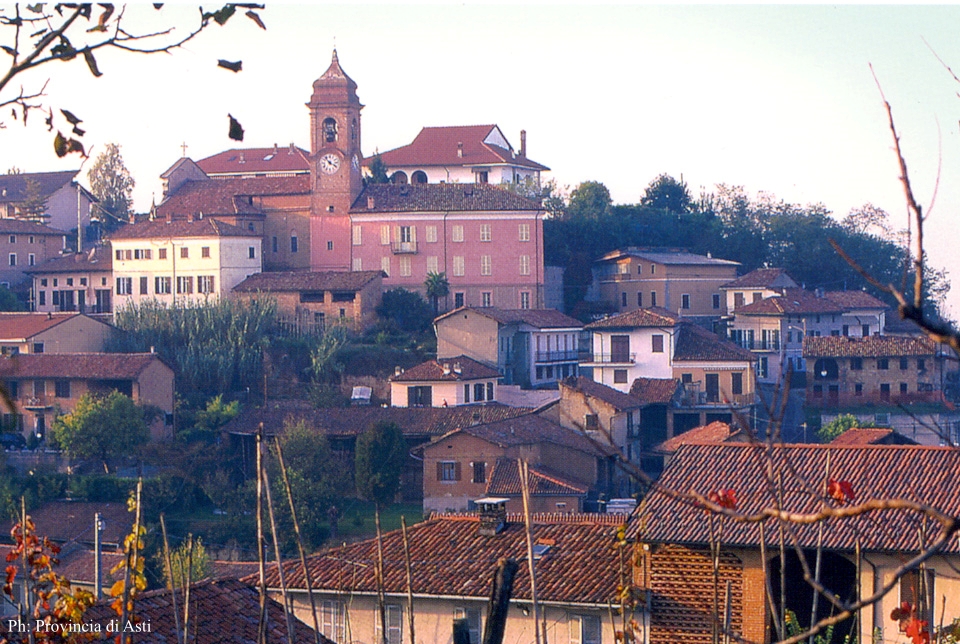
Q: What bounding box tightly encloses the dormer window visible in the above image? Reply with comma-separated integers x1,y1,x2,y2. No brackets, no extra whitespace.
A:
323,118,338,143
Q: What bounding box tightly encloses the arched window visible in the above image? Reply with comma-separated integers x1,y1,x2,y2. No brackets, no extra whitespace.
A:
411,171,428,184
390,171,408,185
323,118,338,143
813,358,839,380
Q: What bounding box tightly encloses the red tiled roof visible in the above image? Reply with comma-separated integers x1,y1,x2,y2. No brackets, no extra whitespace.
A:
446,413,619,457
486,458,588,496
250,513,622,604
720,267,797,290
351,183,541,213
392,355,500,382
635,443,960,553
210,560,262,580
0,312,99,341
369,125,549,171
829,428,918,446
0,502,132,547
802,335,937,358
629,377,680,405
823,290,888,310
24,246,112,274
196,146,310,176
435,307,582,330
559,376,642,411
83,578,326,644
584,307,679,330
107,217,257,240
733,289,843,315
56,546,125,585
0,353,168,380
0,218,67,235
672,323,754,362
157,175,310,220
234,270,383,293
0,170,79,204
221,402,534,438
655,421,735,453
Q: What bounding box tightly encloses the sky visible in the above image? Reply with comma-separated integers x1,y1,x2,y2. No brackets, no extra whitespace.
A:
2,4,960,317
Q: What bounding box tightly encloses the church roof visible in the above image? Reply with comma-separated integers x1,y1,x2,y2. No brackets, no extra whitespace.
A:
370,124,549,171
196,145,310,177
157,175,310,219
351,183,542,213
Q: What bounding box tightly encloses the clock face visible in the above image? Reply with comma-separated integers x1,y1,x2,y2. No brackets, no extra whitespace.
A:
320,153,341,175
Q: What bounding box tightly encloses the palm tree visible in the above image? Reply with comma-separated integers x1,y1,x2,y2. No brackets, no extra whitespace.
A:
424,271,450,315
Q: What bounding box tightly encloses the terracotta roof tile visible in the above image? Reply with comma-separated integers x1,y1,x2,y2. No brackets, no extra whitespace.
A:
0,353,168,380
351,184,541,213
107,217,258,240
486,458,589,496
823,290,888,309
655,421,736,453
56,546,125,585
584,307,679,330
0,313,105,341
0,171,79,204
83,578,326,644
629,377,681,405
829,428,918,446
0,219,67,235
234,270,383,293
157,175,310,220
392,355,500,382
0,502,132,547
435,307,582,330
635,443,960,553
720,267,797,290
449,413,619,457
802,335,937,358
250,513,623,604
733,289,843,315
369,125,549,171
672,323,754,362
196,146,310,176
559,376,642,411
24,247,112,274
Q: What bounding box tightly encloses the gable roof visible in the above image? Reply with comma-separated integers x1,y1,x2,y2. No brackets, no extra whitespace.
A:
720,267,798,290
196,145,310,176
157,175,310,220
445,413,618,457
250,512,622,604
369,124,549,171
24,246,112,274
0,218,67,235
0,312,108,341
233,270,383,293
107,217,256,240
733,288,843,316
672,323,754,362
486,458,589,497
629,377,681,405
802,335,938,358
596,247,739,267
0,501,131,547
655,421,738,453
559,376,642,411
221,401,534,438
829,427,918,446
822,289,889,310
635,443,960,553
392,355,500,382
584,307,679,330
0,353,169,379
0,170,80,204
351,183,541,213
435,306,582,330
83,578,325,644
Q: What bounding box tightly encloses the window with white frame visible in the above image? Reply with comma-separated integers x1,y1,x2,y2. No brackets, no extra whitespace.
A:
176,276,193,295
480,255,491,276
452,225,464,242
570,615,601,644
479,224,492,242
320,600,346,642
520,292,530,309
425,225,438,243
381,225,391,245
28,254,34,266
155,276,172,295
352,225,362,245
381,257,390,276
519,255,530,275
518,223,530,242
352,258,363,271
116,277,132,295
198,276,216,294
377,604,402,644
399,256,412,277
8,254,15,267
426,256,439,274
453,256,465,277
481,292,492,307
453,608,482,644
399,225,413,243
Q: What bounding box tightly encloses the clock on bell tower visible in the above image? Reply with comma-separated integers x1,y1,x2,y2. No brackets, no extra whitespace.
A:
307,49,363,271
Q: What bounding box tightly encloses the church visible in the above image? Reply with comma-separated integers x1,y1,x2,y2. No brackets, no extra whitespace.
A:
156,51,548,312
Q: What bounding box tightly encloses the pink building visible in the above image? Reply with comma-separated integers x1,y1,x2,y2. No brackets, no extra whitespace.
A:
349,183,545,311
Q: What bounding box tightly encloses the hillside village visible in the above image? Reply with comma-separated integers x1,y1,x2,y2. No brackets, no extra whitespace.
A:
1,51,960,644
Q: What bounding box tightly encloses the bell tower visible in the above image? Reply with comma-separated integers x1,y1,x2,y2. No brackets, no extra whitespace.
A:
307,50,363,271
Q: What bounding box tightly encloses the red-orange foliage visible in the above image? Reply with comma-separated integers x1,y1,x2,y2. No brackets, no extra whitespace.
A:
827,479,856,505
707,488,738,510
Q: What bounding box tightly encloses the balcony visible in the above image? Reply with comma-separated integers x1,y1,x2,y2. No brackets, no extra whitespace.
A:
582,352,636,365
678,383,754,408
21,396,52,410
535,350,580,363
731,338,781,351
391,241,419,254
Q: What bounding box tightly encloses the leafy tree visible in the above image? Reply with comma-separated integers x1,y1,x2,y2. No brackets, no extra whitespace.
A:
18,178,48,222
375,288,434,334
0,286,24,312
51,391,149,472
162,535,212,590
566,180,612,220
503,177,567,219
310,326,349,384
367,154,390,184
816,413,862,443
88,142,135,230
842,203,893,239
640,173,693,213
355,421,406,509
424,271,450,315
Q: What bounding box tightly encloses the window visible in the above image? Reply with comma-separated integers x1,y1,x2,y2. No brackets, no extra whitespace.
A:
155,277,172,295
198,276,215,294
454,608,481,644
757,356,769,379
201,246,210,258
40,279,47,287
159,248,167,260
878,358,889,370
377,604,402,644
352,258,363,271
426,256,438,274
651,264,656,274
32,343,43,354
248,247,256,259
54,380,70,399
80,278,86,286
635,291,642,308
855,383,863,396
880,383,891,401
479,224,491,242
453,256,465,277
519,255,530,275
519,223,530,242
134,249,151,259
7,235,14,243
116,277,132,295
472,462,486,484
352,225,362,246
272,237,278,253
851,357,863,370
584,414,599,430
454,293,465,308
381,257,390,276
650,291,657,307
66,278,73,287
176,276,194,295
619,264,629,275
713,293,721,309
487,381,494,401
381,225,391,245
322,117,337,143
8,253,15,267
291,236,299,253
570,615,601,644
399,226,413,243
463,384,470,403
480,255,491,276
731,372,743,395
179,247,188,259
473,384,486,402
28,254,34,266
520,292,530,309
320,601,346,643
125,250,132,260
621,292,627,307
140,276,149,295
452,225,464,242
681,294,691,309
481,292,492,307
900,382,908,394
425,225,438,243
652,334,664,353
38,292,45,306
613,369,628,384
399,256,412,277
900,357,909,370
34,381,44,397
439,461,459,482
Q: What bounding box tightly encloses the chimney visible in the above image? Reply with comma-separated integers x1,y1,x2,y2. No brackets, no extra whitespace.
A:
187,213,194,223
476,498,508,536
453,362,462,374
367,196,376,210
395,366,402,377
442,363,451,375
520,130,527,157
273,143,279,155
457,142,463,158
289,142,296,155
239,151,245,164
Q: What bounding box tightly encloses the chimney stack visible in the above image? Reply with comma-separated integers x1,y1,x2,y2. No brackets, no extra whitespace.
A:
457,142,463,158
442,363,451,376
476,498,508,536
520,130,527,157
367,196,376,210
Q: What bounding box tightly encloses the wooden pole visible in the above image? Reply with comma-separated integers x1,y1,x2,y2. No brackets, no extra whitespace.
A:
481,558,519,644
159,515,183,644
518,459,543,644
256,425,268,644
262,460,297,644
401,516,416,644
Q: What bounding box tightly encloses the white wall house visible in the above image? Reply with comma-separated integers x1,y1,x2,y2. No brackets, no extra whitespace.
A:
582,308,679,392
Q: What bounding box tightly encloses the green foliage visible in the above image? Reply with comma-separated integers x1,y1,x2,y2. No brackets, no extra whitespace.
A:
368,154,390,184
375,288,433,334
18,177,48,222
502,177,567,219
355,421,406,509
424,271,450,315
310,326,349,383
68,475,128,502
641,173,692,213
109,298,279,405
179,395,240,443
0,286,25,311
87,142,135,230
51,391,149,471
566,180,612,220
161,535,211,590
817,414,862,443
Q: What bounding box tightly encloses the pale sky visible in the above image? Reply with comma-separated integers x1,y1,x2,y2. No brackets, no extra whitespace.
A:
2,4,960,318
